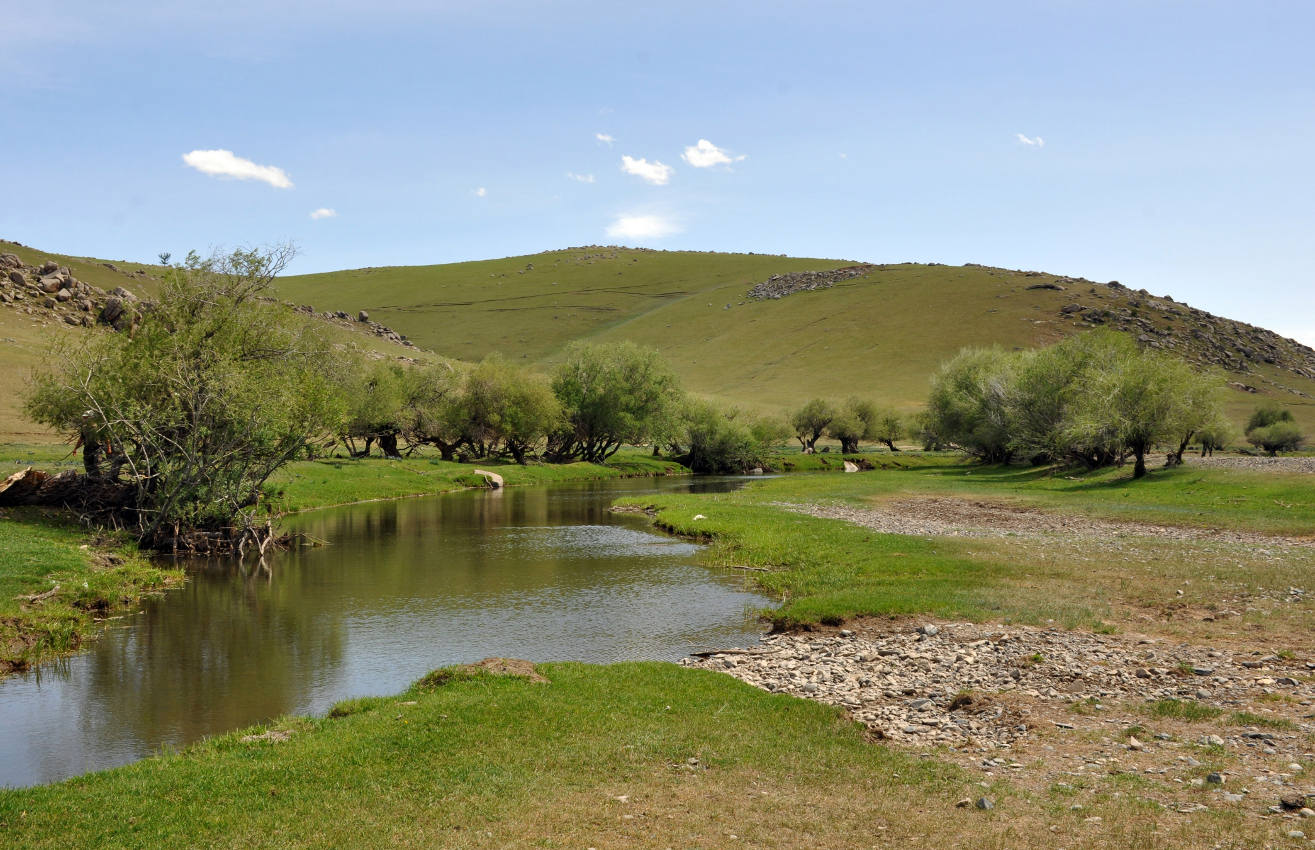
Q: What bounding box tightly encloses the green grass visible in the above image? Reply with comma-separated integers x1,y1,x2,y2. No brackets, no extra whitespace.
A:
0,508,181,672
0,661,1257,849
0,662,970,848
1144,700,1224,722
762,456,1315,534
265,450,687,513
614,459,1315,630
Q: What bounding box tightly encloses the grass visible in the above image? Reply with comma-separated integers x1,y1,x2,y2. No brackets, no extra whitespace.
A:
0,661,1258,849
265,449,687,513
615,459,1315,638
0,508,181,673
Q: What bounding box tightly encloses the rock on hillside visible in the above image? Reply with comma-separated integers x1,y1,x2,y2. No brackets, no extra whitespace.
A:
0,251,143,331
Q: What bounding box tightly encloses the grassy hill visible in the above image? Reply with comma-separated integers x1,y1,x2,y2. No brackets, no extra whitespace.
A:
275,246,1315,426
0,240,431,443
3,240,1312,442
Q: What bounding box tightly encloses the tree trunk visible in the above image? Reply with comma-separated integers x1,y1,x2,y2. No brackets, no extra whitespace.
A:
840,438,858,454
1133,444,1147,478
881,439,900,452
378,432,401,459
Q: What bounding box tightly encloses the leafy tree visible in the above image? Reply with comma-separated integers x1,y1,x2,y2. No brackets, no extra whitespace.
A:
402,362,467,460
678,402,768,473
456,355,561,463
25,245,341,545
1067,347,1213,478
546,341,682,463
1245,404,1304,455
788,399,836,452
1196,421,1233,456
1005,332,1123,466
339,359,408,458
871,409,904,452
925,347,1016,463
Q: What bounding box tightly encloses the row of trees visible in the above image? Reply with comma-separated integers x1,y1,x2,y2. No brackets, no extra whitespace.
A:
920,331,1231,477
787,398,904,454
21,246,1306,546
24,249,791,541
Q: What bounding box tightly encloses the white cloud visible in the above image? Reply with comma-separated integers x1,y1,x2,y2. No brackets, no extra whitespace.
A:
595,132,615,145
182,149,293,188
309,207,336,220
681,138,745,168
1016,133,1045,147
620,155,674,186
606,214,681,240
474,187,487,197
566,172,596,183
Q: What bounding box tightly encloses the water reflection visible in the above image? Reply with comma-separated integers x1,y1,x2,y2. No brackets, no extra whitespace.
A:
0,476,766,788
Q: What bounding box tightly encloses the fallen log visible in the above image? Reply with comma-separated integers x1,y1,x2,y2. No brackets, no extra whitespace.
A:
0,467,49,506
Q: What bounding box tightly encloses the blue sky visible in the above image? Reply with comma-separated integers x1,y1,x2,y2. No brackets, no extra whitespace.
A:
2,1,1312,343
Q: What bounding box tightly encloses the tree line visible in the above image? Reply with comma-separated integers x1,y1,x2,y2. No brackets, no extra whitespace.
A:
916,330,1308,477
19,247,1305,548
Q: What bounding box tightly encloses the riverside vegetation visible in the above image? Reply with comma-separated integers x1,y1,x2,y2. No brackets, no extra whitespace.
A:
2,243,1314,847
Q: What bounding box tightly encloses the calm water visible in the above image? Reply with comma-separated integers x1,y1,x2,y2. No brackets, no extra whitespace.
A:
0,476,768,788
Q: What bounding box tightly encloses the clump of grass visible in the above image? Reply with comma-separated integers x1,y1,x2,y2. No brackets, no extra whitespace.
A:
1144,699,1224,722
1229,711,1297,730
327,696,390,718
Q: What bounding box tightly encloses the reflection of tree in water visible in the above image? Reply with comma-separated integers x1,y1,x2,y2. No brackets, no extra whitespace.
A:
71,558,345,757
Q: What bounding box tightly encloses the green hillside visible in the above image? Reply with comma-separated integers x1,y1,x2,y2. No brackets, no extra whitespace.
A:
276,246,1315,425
4,241,1312,442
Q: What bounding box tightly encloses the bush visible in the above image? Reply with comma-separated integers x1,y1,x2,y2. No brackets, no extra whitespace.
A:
1247,420,1305,456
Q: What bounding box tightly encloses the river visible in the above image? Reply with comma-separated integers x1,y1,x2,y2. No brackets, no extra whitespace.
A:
0,475,768,788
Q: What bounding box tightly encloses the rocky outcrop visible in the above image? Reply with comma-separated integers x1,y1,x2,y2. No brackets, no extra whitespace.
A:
0,254,143,330
747,264,876,300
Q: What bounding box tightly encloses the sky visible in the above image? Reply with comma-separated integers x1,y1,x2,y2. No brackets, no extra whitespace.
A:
2,0,1312,344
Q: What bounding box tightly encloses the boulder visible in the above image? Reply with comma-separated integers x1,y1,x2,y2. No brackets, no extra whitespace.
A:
7,270,24,285
357,310,369,322
40,276,63,293
843,461,859,472
55,288,73,302
1025,282,1065,291
100,297,125,325
110,286,136,300
0,253,20,269
38,260,58,275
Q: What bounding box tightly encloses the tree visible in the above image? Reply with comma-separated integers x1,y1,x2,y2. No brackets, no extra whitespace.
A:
547,341,683,463
339,359,408,458
1246,403,1304,455
678,402,768,473
25,245,342,546
788,399,836,452
456,355,561,463
1068,348,1214,478
401,362,467,460
925,347,1016,463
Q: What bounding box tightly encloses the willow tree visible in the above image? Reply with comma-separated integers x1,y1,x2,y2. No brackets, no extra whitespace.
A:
25,245,342,546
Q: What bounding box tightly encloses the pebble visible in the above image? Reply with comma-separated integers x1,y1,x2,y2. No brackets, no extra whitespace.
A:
975,797,994,810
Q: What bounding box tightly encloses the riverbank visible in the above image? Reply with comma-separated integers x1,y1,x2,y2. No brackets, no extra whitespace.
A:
0,448,690,678
264,450,688,513
0,508,182,674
